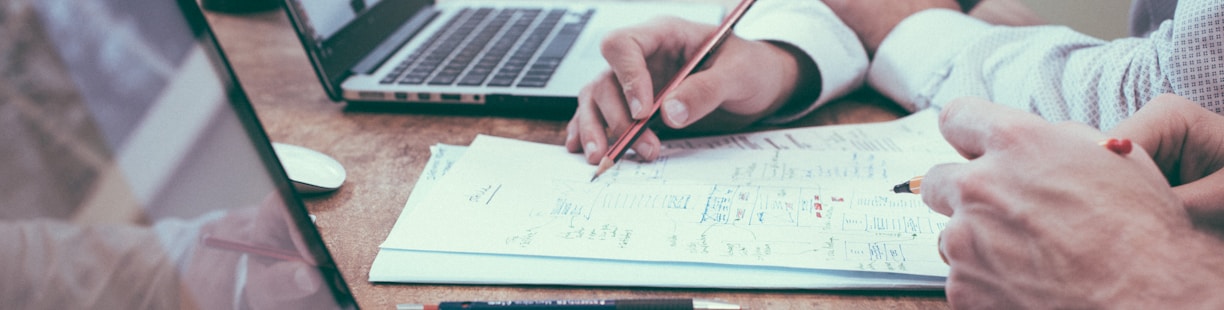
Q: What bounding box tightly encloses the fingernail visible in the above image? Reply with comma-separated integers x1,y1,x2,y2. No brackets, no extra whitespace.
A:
664,99,688,125
628,98,643,116
584,141,598,159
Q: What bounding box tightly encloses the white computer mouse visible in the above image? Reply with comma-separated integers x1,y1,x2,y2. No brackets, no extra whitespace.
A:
271,142,347,194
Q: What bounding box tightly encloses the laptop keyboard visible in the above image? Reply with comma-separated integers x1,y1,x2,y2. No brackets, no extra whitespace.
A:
379,7,593,88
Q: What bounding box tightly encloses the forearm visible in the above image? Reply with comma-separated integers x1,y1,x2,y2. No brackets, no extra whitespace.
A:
872,1,1224,130
871,9,1171,129
1115,229,1224,308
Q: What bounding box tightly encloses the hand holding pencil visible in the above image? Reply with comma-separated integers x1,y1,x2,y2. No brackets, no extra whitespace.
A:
589,0,757,181
182,194,333,309
566,0,819,174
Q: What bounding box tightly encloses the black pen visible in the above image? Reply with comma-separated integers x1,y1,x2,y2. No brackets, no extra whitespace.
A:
397,298,740,310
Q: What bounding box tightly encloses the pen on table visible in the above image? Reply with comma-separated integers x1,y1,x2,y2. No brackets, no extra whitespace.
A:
890,138,1133,194
590,0,758,182
201,234,310,264
397,298,740,310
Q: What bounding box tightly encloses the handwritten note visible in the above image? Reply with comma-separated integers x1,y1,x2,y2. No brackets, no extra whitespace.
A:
660,109,951,153
380,110,962,277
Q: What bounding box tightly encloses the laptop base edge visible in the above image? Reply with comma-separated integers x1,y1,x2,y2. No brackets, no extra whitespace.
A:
342,95,576,121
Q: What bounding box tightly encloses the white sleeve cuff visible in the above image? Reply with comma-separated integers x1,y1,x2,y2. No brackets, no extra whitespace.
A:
868,9,992,112
735,0,868,123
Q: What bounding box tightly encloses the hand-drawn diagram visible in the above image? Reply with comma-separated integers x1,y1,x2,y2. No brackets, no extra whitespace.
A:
386,131,960,277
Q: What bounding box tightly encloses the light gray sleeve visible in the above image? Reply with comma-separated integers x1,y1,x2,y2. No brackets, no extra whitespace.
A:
870,0,1222,130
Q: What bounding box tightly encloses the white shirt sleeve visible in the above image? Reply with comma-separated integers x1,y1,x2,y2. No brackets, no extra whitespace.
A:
870,0,1224,130
734,0,868,124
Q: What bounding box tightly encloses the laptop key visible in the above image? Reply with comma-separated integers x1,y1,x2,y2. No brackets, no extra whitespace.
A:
487,74,518,87
384,7,595,88
516,75,549,88
398,75,427,85
458,75,489,86
506,9,591,88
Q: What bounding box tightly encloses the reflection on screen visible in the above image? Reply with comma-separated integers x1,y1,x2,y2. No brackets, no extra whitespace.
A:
0,0,349,308
288,0,386,41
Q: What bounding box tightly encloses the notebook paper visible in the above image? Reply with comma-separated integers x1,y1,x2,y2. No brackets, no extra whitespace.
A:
378,110,963,281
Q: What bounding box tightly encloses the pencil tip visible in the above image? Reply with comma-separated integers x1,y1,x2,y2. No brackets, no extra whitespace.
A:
590,157,614,182
891,181,911,194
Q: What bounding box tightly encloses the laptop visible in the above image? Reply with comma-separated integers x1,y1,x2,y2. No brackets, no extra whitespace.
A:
280,0,723,115
4,0,357,308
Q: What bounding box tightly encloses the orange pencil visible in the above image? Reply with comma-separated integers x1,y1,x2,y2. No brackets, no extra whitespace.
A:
892,175,923,195
590,0,758,182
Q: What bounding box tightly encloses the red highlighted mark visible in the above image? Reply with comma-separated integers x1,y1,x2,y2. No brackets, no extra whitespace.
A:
1100,138,1132,155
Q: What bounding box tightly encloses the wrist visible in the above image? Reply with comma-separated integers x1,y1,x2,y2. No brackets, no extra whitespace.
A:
765,40,821,117
689,40,811,131
1112,226,1224,308
955,0,980,12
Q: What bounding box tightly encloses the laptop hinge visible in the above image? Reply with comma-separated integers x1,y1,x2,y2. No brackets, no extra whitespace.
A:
352,7,439,75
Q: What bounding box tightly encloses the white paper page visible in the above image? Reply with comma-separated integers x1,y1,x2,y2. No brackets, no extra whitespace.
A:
369,248,946,289
383,143,465,234
382,126,962,277
659,108,951,153
383,110,949,243
371,144,946,289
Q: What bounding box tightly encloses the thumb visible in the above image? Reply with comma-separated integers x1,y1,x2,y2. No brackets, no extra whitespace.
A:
658,70,729,128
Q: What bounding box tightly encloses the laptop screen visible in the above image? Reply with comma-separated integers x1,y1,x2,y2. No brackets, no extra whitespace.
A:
283,0,431,100
0,0,356,308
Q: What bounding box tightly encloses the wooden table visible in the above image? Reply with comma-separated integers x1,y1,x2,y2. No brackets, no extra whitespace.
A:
201,3,961,309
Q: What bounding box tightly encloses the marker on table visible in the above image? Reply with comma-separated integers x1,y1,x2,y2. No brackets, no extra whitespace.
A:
397,298,740,310
590,0,758,182
890,138,1132,195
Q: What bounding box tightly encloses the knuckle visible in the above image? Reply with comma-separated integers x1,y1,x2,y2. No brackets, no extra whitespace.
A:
939,224,972,261
607,120,630,138
681,78,718,102
980,119,1032,151
578,84,596,104
1051,120,1092,133
599,33,630,56
946,166,1001,209
615,74,644,96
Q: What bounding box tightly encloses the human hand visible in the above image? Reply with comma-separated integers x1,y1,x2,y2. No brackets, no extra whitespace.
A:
921,97,1224,308
185,193,339,309
566,17,816,164
1109,94,1224,229
822,0,959,56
